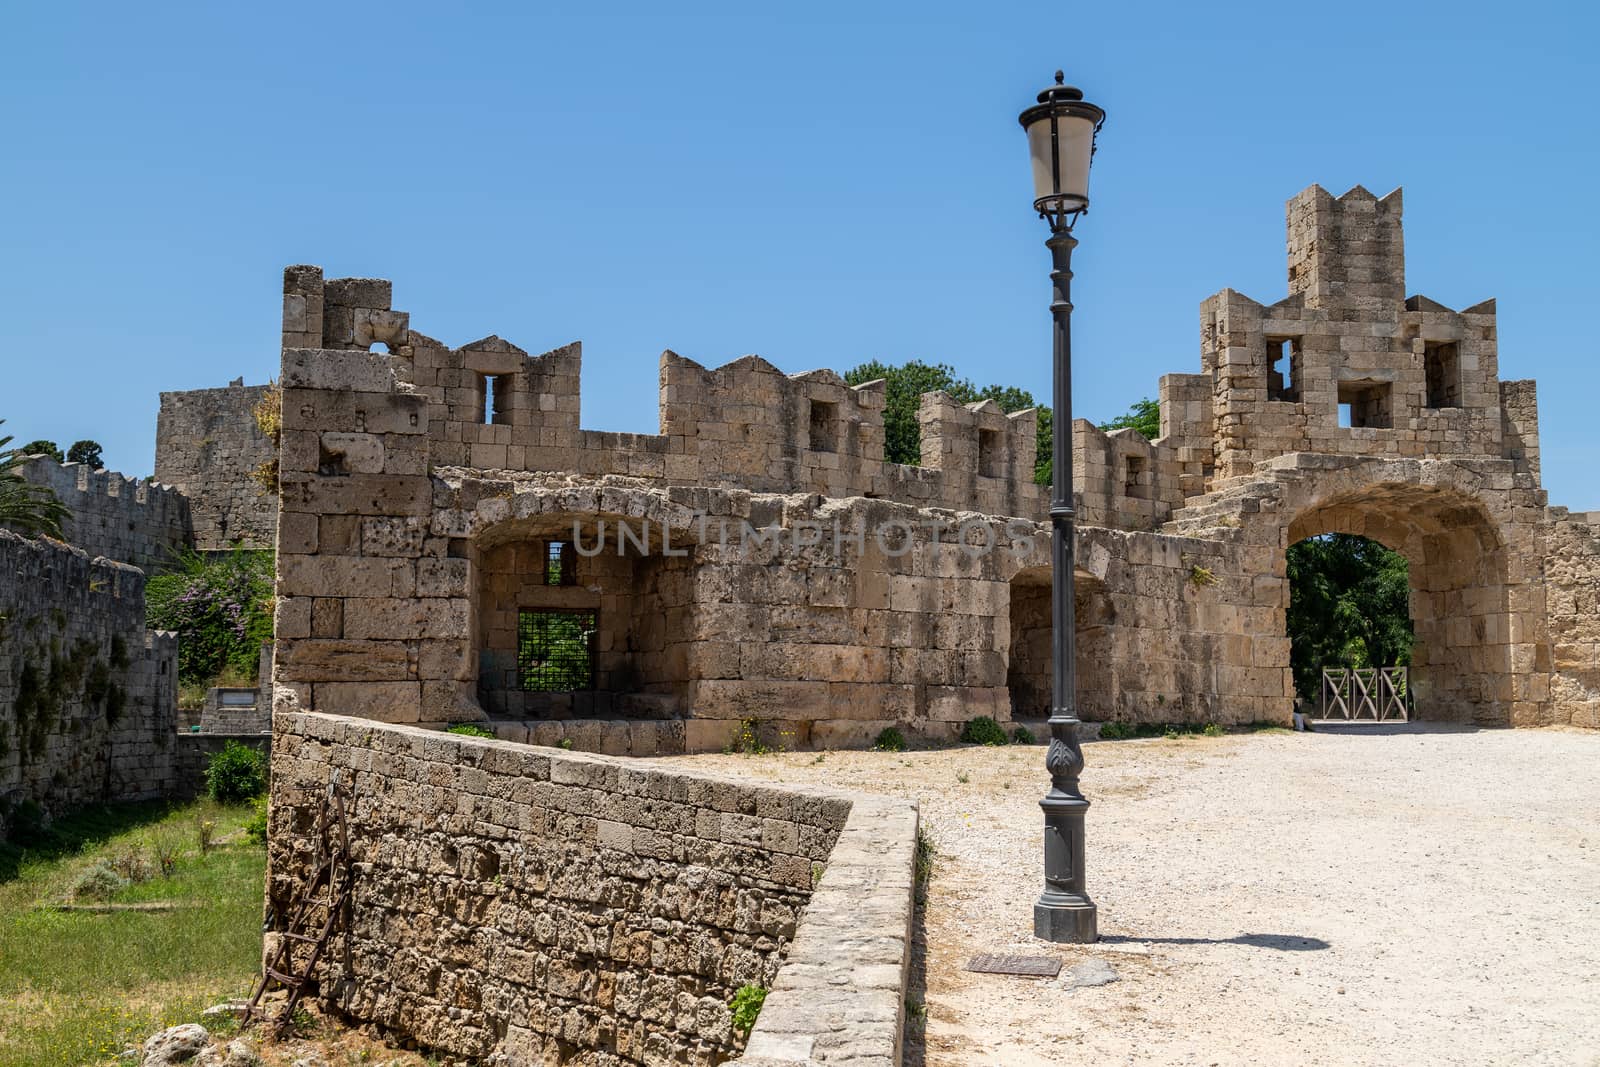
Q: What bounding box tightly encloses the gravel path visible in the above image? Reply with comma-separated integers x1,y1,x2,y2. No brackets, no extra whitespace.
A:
658,725,1600,1066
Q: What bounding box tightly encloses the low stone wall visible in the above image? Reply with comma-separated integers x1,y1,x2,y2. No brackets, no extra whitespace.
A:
0,529,179,825
268,712,918,1065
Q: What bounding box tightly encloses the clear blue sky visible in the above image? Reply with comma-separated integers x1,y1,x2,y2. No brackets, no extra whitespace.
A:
3,2,1596,508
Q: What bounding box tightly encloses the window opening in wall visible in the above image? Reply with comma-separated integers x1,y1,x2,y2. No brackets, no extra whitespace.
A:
809,400,838,453
545,541,576,586
517,609,596,691
1337,380,1393,429
1424,341,1461,409
977,428,1001,477
479,374,512,425
1267,336,1302,402
1124,454,1146,498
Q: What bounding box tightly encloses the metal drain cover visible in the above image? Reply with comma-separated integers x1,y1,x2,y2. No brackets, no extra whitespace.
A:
964,953,1062,977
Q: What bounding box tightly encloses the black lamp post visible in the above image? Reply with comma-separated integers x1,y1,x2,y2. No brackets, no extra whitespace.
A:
1019,71,1105,944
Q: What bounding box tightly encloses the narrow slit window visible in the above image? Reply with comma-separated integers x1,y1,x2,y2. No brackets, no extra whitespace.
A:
1124,454,1146,498
977,428,1001,477
517,609,596,691
479,373,512,425
809,400,838,453
545,540,576,586
1424,341,1460,409
1267,336,1302,402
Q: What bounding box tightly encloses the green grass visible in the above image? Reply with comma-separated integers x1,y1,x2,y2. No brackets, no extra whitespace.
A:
0,798,265,1066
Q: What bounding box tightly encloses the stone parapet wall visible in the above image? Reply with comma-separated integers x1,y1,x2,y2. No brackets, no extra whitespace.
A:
17,456,191,571
277,265,1045,518
155,379,278,550
267,711,918,1065
0,529,179,824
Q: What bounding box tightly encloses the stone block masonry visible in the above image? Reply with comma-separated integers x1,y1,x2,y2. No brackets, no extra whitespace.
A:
156,378,278,550
0,528,179,827
18,455,191,571
265,182,1600,736
268,711,918,1065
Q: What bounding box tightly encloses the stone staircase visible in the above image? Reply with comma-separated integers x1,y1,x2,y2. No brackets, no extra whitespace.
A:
1159,454,1366,539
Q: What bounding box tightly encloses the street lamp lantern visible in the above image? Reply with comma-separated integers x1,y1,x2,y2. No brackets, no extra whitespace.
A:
1019,71,1105,944
1019,71,1106,231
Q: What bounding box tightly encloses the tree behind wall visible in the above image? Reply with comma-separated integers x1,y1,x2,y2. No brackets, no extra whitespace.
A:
66,440,104,469
1286,533,1414,701
841,360,1053,484
0,422,69,538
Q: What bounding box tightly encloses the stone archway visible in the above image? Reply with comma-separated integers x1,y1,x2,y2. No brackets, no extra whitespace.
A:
1284,484,1514,724
1006,567,1116,721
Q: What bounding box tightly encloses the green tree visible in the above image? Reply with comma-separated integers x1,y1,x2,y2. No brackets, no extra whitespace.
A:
19,439,63,462
842,360,1052,484
1286,533,1414,701
1099,397,1160,440
66,440,104,469
0,422,69,538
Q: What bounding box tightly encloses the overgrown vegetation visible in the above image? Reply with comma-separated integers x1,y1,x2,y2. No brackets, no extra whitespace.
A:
0,421,70,538
145,546,274,693
914,828,937,905
959,716,1008,747
872,726,907,752
249,380,282,495
446,723,495,738
1011,725,1035,745
0,798,264,1067
729,983,768,1036
204,741,268,804
1287,533,1413,701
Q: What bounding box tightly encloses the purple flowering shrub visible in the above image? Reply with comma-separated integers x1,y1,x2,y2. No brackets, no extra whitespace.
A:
146,548,274,688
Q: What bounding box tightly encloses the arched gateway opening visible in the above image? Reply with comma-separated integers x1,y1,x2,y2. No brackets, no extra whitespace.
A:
1284,486,1513,724
1286,533,1415,713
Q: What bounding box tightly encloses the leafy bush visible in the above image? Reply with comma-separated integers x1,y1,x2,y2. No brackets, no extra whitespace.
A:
729,984,767,1035
146,547,274,690
1011,725,1036,745
959,716,1008,747
205,741,267,803
1097,721,1135,740
872,727,907,752
243,797,269,845
446,723,495,738
70,861,128,901
1202,722,1225,737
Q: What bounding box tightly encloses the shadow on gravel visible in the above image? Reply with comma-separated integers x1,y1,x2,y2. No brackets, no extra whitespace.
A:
1099,932,1331,951
1308,721,1481,736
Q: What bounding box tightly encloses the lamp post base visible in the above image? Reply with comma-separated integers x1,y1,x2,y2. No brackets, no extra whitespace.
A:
1034,896,1098,943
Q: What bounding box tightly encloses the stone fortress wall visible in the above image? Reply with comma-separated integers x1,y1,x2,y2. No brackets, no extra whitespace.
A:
155,378,278,550
268,711,917,1065
0,528,179,831
264,183,1600,740
17,456,191,572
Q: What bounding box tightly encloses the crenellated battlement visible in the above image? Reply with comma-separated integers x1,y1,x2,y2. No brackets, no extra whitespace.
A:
278,265,1046,516
1179,184,1540,485
18,457,191,571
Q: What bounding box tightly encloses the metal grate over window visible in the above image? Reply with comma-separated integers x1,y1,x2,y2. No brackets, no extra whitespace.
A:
517,608,596,691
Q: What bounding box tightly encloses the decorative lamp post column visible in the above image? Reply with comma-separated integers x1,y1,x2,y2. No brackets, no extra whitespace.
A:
1019,71,1105,944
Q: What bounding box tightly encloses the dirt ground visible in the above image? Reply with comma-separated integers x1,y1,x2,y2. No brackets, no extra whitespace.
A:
660,724,1600,1067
